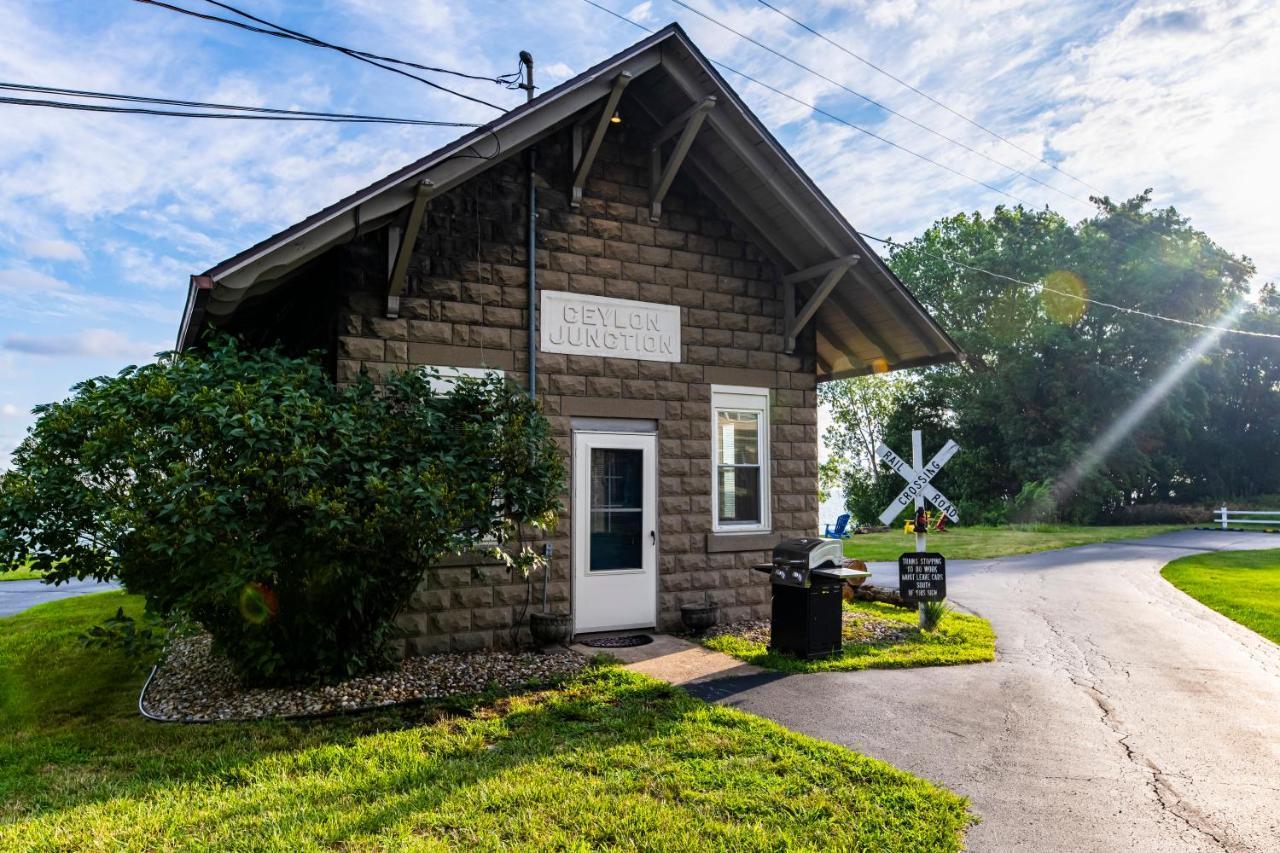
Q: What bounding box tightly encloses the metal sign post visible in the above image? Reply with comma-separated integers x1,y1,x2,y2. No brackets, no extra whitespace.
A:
876,429,960,628
912,430,926,555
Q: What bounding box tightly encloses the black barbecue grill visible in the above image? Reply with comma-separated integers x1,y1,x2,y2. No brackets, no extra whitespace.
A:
753,538,869,659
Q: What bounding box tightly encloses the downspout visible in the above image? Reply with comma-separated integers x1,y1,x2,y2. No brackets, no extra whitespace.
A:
520,51,537,399
518,51,549,627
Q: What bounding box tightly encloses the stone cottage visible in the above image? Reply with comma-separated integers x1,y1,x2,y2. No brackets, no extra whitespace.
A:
176,24,962,652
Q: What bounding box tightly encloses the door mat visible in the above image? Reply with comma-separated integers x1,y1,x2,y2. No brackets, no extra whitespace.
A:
578,634,654,648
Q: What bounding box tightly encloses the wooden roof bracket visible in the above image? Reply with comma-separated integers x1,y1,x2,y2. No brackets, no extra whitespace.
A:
783,254,859,353
649,95,716,222
386,179,434,318
571,72,633,209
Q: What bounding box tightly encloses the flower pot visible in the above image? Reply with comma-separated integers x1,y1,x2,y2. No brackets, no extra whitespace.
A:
680,603,720,635
529,611,571,648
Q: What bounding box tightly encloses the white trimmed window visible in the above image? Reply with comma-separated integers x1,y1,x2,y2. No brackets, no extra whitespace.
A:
419,365,502,393
711,385,770,533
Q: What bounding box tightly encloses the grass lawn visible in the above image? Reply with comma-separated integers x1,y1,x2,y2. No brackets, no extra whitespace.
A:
842,523,1186,562
0,560,43,581
704,600,996,674
1161,549,1280,645
1,593,973,850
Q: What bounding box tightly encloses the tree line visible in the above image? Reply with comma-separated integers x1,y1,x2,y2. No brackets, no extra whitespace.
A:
824,192,1280,526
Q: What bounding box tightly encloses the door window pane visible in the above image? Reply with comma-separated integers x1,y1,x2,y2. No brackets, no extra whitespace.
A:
589,448,643,571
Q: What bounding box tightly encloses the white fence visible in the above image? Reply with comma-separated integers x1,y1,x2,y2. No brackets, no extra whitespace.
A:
1215,505,1280,529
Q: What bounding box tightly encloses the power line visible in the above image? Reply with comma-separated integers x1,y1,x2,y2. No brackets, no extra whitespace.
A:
0,82,482,126
0,94,482,125
754,0,1107,197
580,0,1037,207
196,0,521,86
722,3,1237,273
665,0,1091,209
132,0,513,112
861,233,1280,341
586,1,1256,278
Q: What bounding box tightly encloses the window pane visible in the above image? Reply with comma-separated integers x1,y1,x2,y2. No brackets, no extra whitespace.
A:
716,410,759,465
590,509,642,571
591,448,642,509
589,448,643,571
717,465,760,524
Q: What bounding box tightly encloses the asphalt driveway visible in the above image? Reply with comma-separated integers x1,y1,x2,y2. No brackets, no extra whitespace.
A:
0,577,119,617
687,530,1280,852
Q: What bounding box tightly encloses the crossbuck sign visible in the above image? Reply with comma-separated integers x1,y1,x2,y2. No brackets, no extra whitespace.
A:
876,431,961,527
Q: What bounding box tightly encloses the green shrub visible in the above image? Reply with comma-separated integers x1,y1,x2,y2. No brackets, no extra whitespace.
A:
919,599,949,631
1008,479,1054,522
0,339,564,684
80,607,168,669
1106,502,1207,525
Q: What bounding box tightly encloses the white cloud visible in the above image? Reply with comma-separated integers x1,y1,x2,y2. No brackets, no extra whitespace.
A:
1,328,164,361
26,238,86,263
651,0,1280,283
0,403,19,417
866,0,920,29
0,267,175,323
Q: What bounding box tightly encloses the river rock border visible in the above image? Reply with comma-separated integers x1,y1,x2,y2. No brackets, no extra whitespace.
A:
141,634,587,722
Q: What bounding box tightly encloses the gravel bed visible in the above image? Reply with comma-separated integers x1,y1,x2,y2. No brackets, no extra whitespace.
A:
142,634,587,723
705,608,916,647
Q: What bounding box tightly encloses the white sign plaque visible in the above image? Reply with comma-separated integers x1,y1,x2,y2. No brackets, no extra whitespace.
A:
877,434,961,527
540,291,681,363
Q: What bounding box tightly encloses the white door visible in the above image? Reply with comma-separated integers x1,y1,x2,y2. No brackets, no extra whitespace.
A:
572,431,658,634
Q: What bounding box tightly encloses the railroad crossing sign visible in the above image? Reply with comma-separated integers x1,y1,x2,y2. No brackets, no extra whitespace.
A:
876,431,961,527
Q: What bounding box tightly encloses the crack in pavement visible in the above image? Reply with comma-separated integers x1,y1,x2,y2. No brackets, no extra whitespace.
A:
1024,558,1253,851
1072,678,1240,852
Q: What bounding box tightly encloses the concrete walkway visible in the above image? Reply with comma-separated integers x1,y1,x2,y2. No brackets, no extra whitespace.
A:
618,530,1280,852
572,633,765,685
0,577,119,617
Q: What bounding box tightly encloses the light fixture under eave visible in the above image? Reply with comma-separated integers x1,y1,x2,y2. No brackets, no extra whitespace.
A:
609,110,622,124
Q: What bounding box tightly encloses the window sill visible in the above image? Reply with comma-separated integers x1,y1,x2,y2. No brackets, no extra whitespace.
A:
706,531,778,553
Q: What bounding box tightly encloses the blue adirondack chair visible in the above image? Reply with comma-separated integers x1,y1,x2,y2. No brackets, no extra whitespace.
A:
823,513,852,539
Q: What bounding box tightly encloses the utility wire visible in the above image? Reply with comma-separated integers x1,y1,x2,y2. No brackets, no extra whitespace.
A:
861,233,1280,341
586,1,1251,277
665,0,1091,208
725,1,1205,264
0,82,482,126
755,0,1107,196
0,94,482,124
581,0,1036,207
197,0,521,86
132,0,512,111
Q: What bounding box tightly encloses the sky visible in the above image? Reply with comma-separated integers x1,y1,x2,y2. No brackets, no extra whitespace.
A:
1,0,1278,465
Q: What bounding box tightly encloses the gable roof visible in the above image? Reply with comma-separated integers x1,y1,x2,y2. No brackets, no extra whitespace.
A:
178,23,962,379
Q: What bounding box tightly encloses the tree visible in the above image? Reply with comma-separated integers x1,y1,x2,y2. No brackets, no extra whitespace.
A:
0,339,565,683
819,374,908,523
819,374,907,487
882,192,1268,522
1179,283,1280,499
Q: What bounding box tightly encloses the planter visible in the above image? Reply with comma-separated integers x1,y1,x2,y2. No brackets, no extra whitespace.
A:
529,611,571,648
680,602,720,634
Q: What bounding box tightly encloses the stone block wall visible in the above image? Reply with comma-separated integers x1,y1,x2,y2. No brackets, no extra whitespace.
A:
331,122,820,654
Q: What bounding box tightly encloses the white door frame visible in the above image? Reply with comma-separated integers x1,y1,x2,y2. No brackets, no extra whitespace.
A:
571,430,658,634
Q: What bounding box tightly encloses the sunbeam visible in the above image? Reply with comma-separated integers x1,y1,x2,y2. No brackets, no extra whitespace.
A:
1042,299,1252,515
